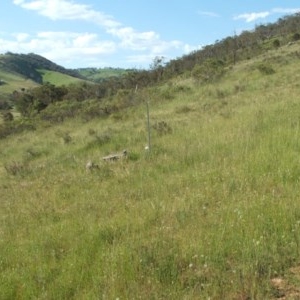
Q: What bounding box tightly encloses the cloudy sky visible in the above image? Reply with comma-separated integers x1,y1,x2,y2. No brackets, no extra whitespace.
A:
1,0,299,69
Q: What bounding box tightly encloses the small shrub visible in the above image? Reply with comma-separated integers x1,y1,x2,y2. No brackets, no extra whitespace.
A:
82,106,110,122
98,226,122,245
1,111,13,122
292,32,300,41
153,121,172,136
56,131,72,144
88,128,96,136
0,99,12,110
0,121,35,139
172,84,192,93
273,39,280,48
127,151,140,161
85,132,112,150
160,89,175,100
23,148,45,161
175,105,194,114
234,83,246,93
192,58,226,83
4,161,26,176
257,63,275,75
40,101,83,123
95,132,111,145
63,133,72,144
111,112,126,121
215,88,229,99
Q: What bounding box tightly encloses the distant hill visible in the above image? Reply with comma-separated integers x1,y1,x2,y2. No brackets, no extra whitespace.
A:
0,53,132,98
76,67,132,82
0,52,131,85
39,69,85,86
0,53,90,104
0,52,85,84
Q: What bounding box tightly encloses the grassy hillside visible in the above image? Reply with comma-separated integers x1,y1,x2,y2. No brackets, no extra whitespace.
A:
0,68,85,110
0,52,84,82
0,68,83,96
1,42,300,299
39,69,86,86
0,53,89,101
0,69,38,94
77,67,131,82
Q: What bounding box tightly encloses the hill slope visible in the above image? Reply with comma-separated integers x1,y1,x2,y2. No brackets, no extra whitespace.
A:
0,53,132,106
0,68,38,94
0,52,84,84
39,69,85,86
77,67,131,82
0,52,91,104
1,40,300,299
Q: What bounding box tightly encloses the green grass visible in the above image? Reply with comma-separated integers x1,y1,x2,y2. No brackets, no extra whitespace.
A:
0,68,85,103
1,43,300,299
39,69,85,86
0,70,38,95
77,67,130,81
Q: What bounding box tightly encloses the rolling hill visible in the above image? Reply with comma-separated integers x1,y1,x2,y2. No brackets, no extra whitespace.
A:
0,53,86,104
77,67,132,82
0,53,130,104
0,52,84,84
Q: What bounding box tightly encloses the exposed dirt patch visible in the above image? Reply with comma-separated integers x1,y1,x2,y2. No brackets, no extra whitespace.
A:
271,266,300,299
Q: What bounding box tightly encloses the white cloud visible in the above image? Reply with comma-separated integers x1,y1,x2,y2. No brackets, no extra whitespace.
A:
72,33,98,48
197,11,219,18
13,33,30,42
183,44,202,54
36,31,116,52
11,0,193,68
12,0,24,4
12,0,181,53
234,12,270,23
272,7,300,14
126,54,155,64
0,30,117,67
108,26,161,50
12,0,139,50
234,7,300,23
13,0,120,28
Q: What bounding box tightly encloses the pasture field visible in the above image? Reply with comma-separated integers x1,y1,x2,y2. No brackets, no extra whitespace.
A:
39,69,86,86
77,67,130,82
1,44,300,299
0,70,38,96
0,68,85,102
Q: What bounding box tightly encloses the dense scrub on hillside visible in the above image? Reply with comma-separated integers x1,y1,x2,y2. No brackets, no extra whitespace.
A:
164,13,300,77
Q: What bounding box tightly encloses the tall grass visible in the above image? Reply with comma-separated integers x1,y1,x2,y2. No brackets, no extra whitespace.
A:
1,44,300,299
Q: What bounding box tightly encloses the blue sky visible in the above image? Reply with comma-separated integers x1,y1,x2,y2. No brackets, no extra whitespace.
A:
1,1,299,69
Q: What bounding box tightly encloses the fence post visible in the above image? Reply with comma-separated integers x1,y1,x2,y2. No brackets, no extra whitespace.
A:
146,101,151,152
